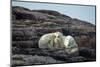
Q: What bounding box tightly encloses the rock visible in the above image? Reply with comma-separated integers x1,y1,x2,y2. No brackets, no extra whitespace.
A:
67,56,87,63
12,27,38,41
79,47,96,59
12,6,48,20
32,10,61,16
12,47,96,66
12,54,64,66
12,54,26,66
24,55,64,65
12,41,38,48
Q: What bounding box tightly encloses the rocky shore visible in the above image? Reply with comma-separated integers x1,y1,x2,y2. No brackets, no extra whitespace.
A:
11,6,96,66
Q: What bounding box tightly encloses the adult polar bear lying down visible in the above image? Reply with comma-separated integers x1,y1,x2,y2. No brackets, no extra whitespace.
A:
38,32,65,49
38,32,78,54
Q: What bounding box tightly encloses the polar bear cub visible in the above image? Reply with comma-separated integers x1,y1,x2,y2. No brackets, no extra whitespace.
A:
64,35,79,54
38,32,64,49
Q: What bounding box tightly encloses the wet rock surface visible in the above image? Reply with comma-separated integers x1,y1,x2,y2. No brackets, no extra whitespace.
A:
11,6,96,66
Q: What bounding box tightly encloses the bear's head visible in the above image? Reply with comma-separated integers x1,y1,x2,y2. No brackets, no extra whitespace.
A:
52,32,64,48
64,35,77,48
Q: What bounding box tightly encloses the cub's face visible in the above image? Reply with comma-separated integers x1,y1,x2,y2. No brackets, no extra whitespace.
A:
53,32,63,42
52,32,64,48
64,36,77,48
53,32,63,38
64,36,74,47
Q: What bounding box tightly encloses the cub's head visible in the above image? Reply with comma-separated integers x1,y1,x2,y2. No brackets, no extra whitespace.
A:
64,35,77,48
53,32,63,39
52,32,64,48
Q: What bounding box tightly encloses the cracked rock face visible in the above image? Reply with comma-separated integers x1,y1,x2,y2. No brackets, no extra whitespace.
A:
11,6,96,66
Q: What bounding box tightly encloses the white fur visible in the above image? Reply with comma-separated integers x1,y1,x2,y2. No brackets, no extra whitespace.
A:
38,32,64,49
64,35,79,54
38,32,79,54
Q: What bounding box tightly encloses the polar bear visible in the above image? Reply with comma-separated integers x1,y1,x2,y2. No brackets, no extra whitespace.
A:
64,35,79,54
38,32,64,49
38,32,79,55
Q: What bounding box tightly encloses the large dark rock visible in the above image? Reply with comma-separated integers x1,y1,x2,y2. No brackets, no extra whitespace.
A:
12,6,96,48
79,47,96,59
67,56,87,63
12,47,96,66
12,54,65,66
